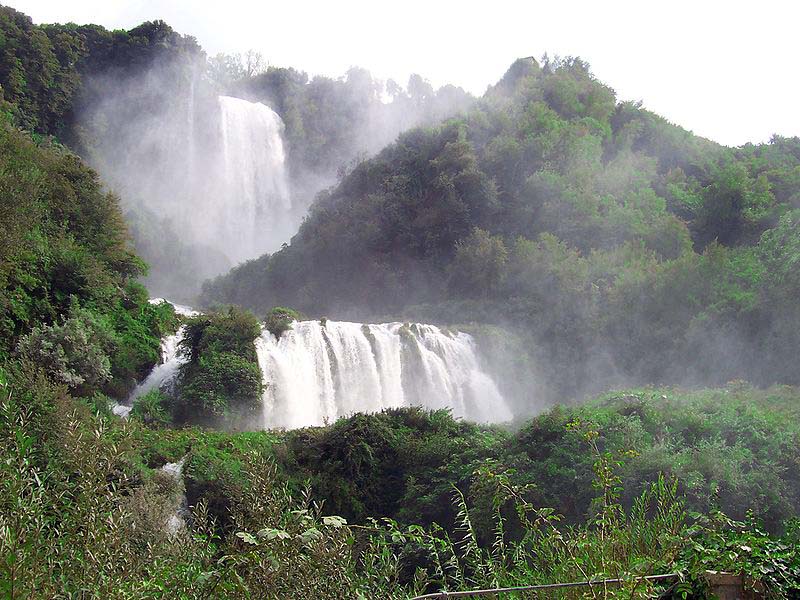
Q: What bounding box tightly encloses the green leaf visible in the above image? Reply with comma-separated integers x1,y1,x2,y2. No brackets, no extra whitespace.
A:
257,527,291,540
297,527,323,544
235,531,259,545
322,515,347,528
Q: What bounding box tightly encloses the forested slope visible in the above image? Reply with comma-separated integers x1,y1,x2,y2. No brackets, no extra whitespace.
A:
0,108,175,398
203,57,800,399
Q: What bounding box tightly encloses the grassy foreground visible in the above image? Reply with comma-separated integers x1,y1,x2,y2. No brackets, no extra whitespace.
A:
2,372,799,598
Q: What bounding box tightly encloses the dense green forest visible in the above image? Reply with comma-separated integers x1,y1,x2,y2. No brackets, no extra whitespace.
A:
1,4,799,598
203,57,800,400
0,98,176,397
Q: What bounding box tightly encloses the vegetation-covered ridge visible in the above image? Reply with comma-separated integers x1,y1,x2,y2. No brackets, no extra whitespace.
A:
173,306,263,426
0,107,176,400
203,56,800,401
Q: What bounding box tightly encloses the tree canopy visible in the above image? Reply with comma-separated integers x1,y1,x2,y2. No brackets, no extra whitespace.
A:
202,57,800,399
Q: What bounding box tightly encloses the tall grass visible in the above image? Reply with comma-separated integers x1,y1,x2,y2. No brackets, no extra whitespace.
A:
1,370,797,598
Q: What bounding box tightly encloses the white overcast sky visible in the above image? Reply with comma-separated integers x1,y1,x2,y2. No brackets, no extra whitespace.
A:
8,0,799,147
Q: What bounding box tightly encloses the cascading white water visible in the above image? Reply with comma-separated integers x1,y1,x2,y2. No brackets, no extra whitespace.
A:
126,327,186,402
257,320,512,429
118,303,512,429
84,80,295,293
113,300,198,417
214,96,291,265
160,457,188,536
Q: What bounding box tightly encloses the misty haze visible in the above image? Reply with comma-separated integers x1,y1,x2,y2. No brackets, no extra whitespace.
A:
0,2,798,598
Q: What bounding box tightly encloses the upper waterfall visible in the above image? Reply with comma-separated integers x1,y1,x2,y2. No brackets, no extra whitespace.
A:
80,79,296,297
215,96,291,265
256,320,512,429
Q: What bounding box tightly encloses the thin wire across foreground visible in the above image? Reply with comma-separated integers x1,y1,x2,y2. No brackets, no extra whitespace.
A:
409,573,680,599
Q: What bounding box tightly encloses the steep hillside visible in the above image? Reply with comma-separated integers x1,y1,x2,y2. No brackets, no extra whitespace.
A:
0,104,175,398
202,57,800,399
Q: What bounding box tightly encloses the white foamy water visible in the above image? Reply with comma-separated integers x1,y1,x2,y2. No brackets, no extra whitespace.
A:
215,96,291,264
160,457,188,536
257,320,512,429
114,300,198,417
118,303,511,430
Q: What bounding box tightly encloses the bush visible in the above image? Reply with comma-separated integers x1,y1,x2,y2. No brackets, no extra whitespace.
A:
281,408,508,527
182,430,278,534
511,386,800,532
264,306,303,339
130,389,171,428
174,307,263,424
15,306,115,392
2,363,798,598
179,351,263,420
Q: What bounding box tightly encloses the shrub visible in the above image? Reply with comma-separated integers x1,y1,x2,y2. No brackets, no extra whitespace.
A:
264,306,303,339
175,307,263,424
179,350,263,420
15,306,115,393
130,389,171,428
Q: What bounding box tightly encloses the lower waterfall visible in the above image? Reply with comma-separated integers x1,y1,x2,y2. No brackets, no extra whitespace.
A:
128,327,185,403
121,302,512,429
160,457,188,537
257,320,512,429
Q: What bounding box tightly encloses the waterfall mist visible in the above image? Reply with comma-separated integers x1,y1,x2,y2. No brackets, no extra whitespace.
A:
75,58,298,300
71,34,474,304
